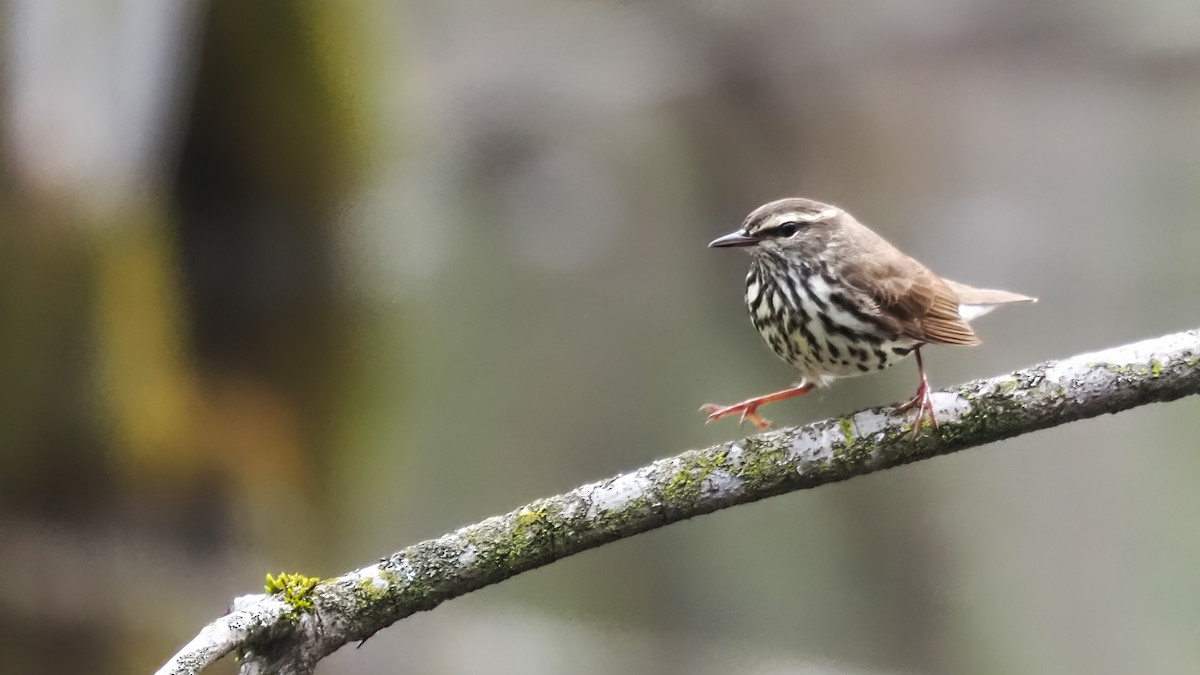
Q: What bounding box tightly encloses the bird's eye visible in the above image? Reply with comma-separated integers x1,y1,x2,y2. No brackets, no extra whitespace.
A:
776,222,802,237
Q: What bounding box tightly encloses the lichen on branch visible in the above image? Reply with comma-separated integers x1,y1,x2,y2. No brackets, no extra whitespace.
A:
158,329,1200,675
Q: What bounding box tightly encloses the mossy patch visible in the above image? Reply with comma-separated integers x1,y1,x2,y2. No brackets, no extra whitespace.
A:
838,418,854,442
662,450,728,506
831,420,878,465
736,441,789,490
596,495,656,532
504,503,555,563
355,569,403,609
265,572,321,618
995,378,1020,394
1149,359,1163,378
1097,361,1159,380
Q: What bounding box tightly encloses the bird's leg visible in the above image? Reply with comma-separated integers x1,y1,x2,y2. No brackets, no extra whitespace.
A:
894,348,938,435
701,383,815,430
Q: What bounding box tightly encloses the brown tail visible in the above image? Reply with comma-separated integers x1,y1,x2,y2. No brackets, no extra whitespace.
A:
945,279,1036,305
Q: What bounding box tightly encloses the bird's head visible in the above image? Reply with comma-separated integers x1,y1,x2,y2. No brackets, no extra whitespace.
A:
709,197,844,257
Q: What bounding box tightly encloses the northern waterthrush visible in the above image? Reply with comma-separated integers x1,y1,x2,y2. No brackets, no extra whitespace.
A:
703,197,1034,431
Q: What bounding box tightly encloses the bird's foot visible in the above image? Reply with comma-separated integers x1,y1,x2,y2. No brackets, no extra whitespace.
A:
700,383,814,431
700,401,773,430
894,380,939,437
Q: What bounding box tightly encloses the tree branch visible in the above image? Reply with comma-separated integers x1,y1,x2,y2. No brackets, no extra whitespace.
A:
157,329,1200,675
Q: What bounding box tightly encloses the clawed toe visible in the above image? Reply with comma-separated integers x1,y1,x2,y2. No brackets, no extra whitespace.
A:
895,389,938,437
699,383,813,431
700,403,772,430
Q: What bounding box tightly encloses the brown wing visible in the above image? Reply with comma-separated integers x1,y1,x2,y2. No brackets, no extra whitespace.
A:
835,224,981,346
863,265,981,345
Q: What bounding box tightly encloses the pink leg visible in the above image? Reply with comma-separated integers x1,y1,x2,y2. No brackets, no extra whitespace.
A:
701,383,815,431
894,348,938,435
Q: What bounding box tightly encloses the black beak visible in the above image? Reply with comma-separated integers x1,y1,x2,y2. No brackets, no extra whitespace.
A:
708,230,757,248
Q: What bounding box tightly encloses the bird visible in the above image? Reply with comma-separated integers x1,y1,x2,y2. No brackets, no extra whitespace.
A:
702,197,1034,432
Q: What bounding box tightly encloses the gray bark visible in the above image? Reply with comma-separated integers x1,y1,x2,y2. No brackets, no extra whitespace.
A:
157,328,1200,675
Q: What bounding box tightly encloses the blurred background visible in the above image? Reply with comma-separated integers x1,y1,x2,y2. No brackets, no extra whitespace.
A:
2,1,1199,673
